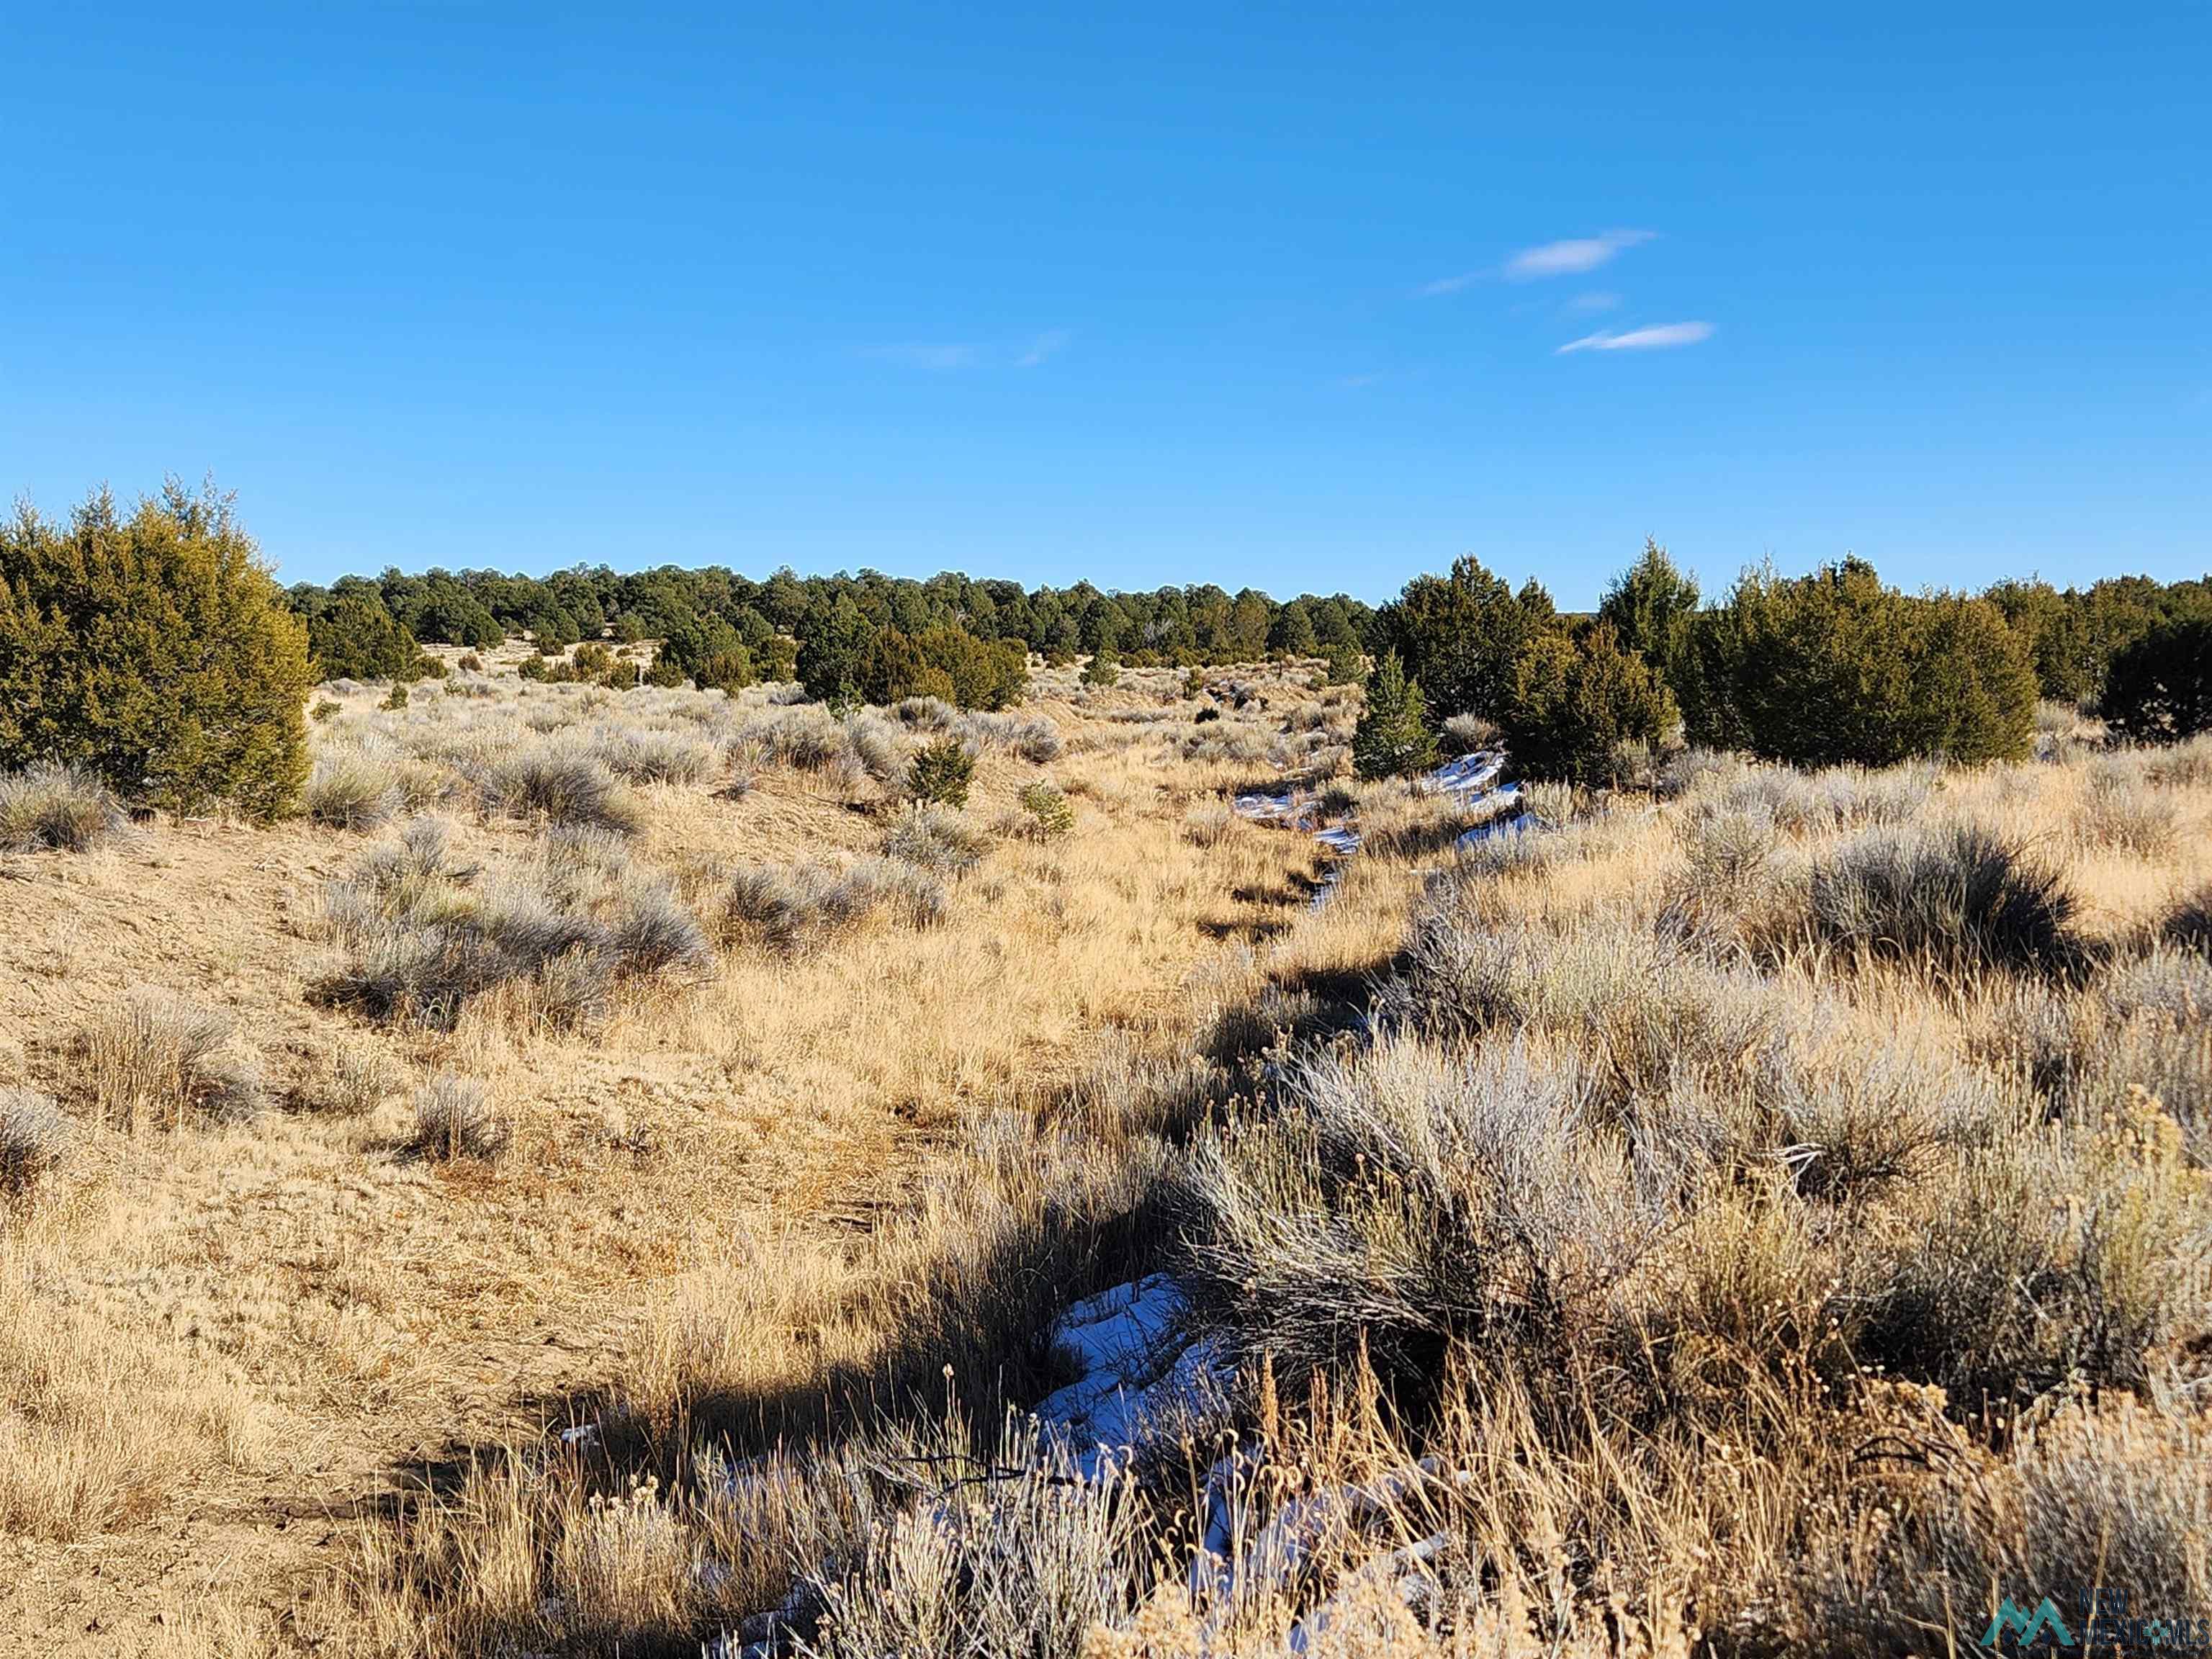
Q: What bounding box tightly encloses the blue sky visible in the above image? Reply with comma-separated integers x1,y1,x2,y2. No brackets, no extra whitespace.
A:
3,4,2206,604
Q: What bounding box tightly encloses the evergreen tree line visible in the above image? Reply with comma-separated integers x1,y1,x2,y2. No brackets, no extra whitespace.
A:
1362,542,2212,783
284,562,1378,702
5,482,2208,819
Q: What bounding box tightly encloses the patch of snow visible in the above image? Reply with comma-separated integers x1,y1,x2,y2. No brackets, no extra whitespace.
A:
1419,750,1505,801
1232,788,1308,824
1052,1275,1187,1380
1456,809,1534,850
1034,1275,1223,1478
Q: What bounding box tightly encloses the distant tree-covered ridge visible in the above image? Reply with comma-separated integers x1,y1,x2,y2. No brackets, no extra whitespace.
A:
284,562,1378,701
21,479,2209,786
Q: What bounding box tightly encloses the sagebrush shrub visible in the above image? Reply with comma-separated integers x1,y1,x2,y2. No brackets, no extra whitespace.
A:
1663,799,1797,948
1808,824,2085,979
719,865,832,956
605,884,712,975
316,820,700,1026
842,712,907,782
0,763,126,853
591,728,714,785
2082,756,2179,857
721,858,948,954
883,804,985,878
890,695,958,732
1804,1394,2212,1653
1012,719,1063,764
315,1042,392,1117
742,707,845,771
1982,948,2211,1165
858,855,952,930
1853,1105,2206,1403
2147,730,2212,787
483,750,639,834
0,1088,70,1203
1179,1033,1645,1398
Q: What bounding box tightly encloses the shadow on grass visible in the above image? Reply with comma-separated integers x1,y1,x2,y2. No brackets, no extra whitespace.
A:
336,894,1409,1656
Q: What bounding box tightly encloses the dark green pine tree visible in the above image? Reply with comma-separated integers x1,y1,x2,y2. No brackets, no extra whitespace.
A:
1353,650,1439,779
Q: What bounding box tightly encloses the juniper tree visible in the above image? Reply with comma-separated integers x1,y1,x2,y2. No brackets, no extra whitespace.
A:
0,480,313,817
1353,650,1439,780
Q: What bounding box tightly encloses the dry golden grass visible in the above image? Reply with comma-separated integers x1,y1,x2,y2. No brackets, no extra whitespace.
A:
6,651,2208,1656
0,654,1387,1651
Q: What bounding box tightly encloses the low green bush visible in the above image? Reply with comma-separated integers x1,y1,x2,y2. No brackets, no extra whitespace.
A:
905,737,975,808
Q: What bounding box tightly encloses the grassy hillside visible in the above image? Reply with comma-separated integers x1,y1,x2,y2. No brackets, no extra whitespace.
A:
2,633,2207,1655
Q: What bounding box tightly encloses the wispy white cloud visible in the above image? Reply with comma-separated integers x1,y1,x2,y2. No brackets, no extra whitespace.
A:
1017,329,1071,368
1422,230,1655,295
864,331,1071,370
863,342,978,370
1556,320,1714,354
1505,229,1654,281
1337,370,1385,388
1565,290,1621,313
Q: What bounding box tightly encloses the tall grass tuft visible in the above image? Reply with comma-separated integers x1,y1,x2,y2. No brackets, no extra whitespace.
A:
409,1075,508,1161
306,750,403,830
0,763,127,853
797,1409,1140,1659
78,987,263,1128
